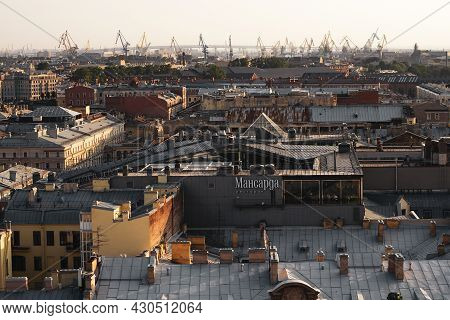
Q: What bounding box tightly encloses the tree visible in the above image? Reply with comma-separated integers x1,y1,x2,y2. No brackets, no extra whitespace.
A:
36,62,50,70
206,65,225,80
229,58,250,67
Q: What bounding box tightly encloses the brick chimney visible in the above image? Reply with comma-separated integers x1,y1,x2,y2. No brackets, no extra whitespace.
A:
362,218,370,229
316,250,325,262
231,231,238,248
394,253,405,280
248,248,266,263
147,256,156,284
192,250,208,264
339,253,349,275
43,276,53,290
429,220,436,237
269,250,279,285
388,253,395,273
377,220,384,242
219,248,234,264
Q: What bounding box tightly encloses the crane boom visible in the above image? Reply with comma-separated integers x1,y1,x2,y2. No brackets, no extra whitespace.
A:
115,30,130,57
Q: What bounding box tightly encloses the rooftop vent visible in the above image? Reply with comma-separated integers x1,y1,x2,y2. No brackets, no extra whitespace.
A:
264,164,276,175
250,164,264,175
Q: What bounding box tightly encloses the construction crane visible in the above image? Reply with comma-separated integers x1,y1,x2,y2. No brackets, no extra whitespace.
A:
198,34,208,63
228,35,233,62
58,30,78,58
256,36,267,57
115,30,130,57
363,28,379,53
377,34,387,59
136,32,151,56
170,36,186,65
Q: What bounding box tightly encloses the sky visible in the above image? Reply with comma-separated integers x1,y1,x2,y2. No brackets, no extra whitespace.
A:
0,0,449,51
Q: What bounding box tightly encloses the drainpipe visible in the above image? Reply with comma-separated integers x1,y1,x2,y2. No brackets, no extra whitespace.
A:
395,157,398,192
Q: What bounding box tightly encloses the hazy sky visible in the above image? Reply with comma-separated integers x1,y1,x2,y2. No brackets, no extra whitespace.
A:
1,0,449,51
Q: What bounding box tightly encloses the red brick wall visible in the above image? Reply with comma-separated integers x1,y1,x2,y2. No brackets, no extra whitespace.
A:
105,96,170,119
65,86,95,107
337,90,379,105
148,193,183,248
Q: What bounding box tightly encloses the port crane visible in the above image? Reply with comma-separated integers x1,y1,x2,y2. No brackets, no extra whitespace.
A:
256,36,267,57
136,32,151,56
363,28,379,52
115,30,130,57
170,36,186,65
198,34,208,63
58,30,78,58
377,34,387,59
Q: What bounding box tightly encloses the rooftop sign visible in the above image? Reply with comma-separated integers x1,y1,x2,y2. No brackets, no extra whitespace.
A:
235,177,280,191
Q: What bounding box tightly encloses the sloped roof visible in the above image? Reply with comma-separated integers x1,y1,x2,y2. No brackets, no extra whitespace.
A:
23,106,80,118
243,112,286,138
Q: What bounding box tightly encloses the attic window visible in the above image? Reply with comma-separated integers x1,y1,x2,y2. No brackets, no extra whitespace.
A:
353,113,358,118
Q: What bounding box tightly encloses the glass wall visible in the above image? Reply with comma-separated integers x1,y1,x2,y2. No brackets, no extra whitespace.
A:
284,180,360,205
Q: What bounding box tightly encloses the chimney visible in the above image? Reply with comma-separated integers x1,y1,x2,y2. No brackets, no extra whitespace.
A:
122,165,128,176
248,248,266,263
269,250,279,284
9,170,17,182
147,256,156,284
316,250,325,262
231,230,238,248
192,250,208,264
388,253,396,273
437,243,445,256
394,253,405,280
429,221,436,237
336,217,344,228
6,277,29,292
150,249,159,265
144,187,159,206
377,220,384,242
438,138,447,166
339,253,349,275
43,277,53,290
362,218,370,229
219,248,234,264
443,234,450,245
376,137,383,152
27,187,38,204
384,245,394,256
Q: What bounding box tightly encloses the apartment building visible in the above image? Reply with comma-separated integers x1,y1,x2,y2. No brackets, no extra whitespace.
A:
1,70,58,101
0,113,124,171
0,224,12,291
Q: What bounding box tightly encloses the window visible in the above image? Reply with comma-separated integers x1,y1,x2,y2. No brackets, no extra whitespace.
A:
434,113,440,120
2,153,5,158
59,231,69,246
24,152,28,158
426,113,432,120
73,231,80,249
12,256,26,272
33,231,41,246
45,152,49,158
34,256,42,271
126,181,134,188
35,163,40,169
56,163,60,169
302,181,320,204
284,181,301,204
46,163,50,169
46,231,54,246
13,152,16,158
35,152,39,158
322,181,341,205
13,231,20,246
422,209,432,219
60,256,69,269
73,256,82,269
442,210,449,219
341,181,360,204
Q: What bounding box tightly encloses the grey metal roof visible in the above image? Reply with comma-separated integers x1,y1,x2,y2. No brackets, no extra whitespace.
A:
23,106,80,118
95,224,450,300
0,287,82,300
5,189,145,225
310,105,404,123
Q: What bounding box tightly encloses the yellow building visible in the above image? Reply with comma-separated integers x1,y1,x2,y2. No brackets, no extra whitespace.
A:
0,225,13,291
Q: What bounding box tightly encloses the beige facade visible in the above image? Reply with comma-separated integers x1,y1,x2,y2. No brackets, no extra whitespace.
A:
10,224,81,287
0,114,124,171
0,227,12,291
201,92,336,111
2,70,58,101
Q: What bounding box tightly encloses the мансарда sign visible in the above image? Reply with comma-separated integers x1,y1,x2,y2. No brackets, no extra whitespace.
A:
235,177,280,191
